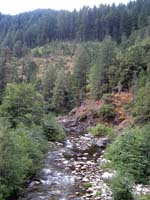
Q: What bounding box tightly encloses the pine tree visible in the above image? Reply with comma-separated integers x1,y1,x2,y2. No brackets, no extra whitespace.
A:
72,46,91,105
23,58,38,83
51,70,70,113
42,64,57,103
90,36,117,99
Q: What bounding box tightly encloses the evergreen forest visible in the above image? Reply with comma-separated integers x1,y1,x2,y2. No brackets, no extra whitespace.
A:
1,0,150,199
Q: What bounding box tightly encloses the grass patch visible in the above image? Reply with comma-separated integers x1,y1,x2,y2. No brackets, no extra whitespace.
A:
101,161,113,170
88,124,114,138
137,194,150,200
83,182,93,189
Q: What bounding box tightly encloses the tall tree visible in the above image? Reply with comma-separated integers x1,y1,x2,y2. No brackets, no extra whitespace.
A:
72,46,91,105
51,70,70,113
90,36,117,99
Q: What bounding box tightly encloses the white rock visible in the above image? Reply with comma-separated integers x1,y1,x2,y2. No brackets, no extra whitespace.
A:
102,172,115,180
63,160,69,165
82,177,89,182
87,161,95,165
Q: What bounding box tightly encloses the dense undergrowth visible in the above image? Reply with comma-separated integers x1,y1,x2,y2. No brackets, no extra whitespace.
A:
0,83,64,200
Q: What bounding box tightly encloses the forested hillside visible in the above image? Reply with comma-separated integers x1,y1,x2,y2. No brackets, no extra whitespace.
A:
1,0,150,48
1,0,150,199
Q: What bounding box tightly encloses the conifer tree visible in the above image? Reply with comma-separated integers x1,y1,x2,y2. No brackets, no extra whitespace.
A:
72,46,91,105
51,70,70,113
90,36,117,99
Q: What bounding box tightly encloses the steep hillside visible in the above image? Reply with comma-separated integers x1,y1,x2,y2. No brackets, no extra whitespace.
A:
31,42,77,76
1,0,150,48
63,92,133,132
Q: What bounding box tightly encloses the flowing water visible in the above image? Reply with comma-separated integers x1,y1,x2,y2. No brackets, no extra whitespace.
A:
19,129,107,200
18,133,86,200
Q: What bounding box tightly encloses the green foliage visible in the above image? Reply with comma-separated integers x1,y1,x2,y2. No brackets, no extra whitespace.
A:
101,161,113,171
83,182,93,189
51,69,71,113
102,93,113,104
137,70,148,88
90,36,117,99
23,59,38,83
42,64,57,103
0,82,50,199
138,194,150,200
88,124,114,138
0,47,19,102
0,83,45,127
133,84,150,124
13,41,29,58
0,123,47,199
42,113,65,141
71,46,91,105
106,124,150,184
1,0,150,48
119,43,146,90
97,104,116,120
96,191,102,197
109,174,134,200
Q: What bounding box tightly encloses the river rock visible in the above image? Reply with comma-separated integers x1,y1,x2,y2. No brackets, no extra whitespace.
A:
82,177,89,182
63,149,75,159
134,184,150,195
102,172,115,180
29,180,41,188
41,168,52,175
95,138,112,149
63,160,69,165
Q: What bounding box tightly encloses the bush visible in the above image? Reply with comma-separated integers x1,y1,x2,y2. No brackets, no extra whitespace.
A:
88,124,114,137
0,123,47,199
102,93,112,104
106,124,150,184
42,113,65,141
109,174,134,200
0,84,50,199
0,83,45,127
97,103,116,120
134,84,150,124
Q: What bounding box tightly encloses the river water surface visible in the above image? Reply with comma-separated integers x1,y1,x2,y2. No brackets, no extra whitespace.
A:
19,137,83,200
18,124,110,200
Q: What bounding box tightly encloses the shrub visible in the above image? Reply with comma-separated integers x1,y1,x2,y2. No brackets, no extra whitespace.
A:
0,83,45,127
106,124,150,184
97,103,116,120
0,123,47,199
88,124,114,137
42,113,65,141
134,84,150,124
102,93,112,104
109,174,134,200
78,113,87,121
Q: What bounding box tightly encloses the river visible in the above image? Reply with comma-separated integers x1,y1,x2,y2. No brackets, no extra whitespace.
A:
19,118,112,200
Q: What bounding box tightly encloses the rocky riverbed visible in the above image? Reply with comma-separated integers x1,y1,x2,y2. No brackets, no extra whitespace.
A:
18,114,113,200
61,134,113,200
19,115,150,200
